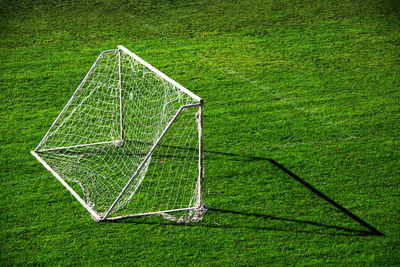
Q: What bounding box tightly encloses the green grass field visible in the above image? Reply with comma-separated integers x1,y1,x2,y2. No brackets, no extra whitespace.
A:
1,0,399,265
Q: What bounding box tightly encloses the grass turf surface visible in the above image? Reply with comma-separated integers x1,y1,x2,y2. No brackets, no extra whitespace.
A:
1,0,399,265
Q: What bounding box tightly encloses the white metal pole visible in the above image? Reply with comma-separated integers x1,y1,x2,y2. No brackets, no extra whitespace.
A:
31,151,101,221
104,207,196,221
36,140,116,153
197,100,204,208
119,49,124,141
117,45,201,103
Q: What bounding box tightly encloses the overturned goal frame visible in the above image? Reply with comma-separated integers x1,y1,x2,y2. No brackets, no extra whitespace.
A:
31,45,205,222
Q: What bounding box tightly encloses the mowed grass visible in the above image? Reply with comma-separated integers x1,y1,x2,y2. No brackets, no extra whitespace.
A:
1,0,399,265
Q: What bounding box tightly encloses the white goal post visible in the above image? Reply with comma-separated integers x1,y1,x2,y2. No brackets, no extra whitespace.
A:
31,45,206,222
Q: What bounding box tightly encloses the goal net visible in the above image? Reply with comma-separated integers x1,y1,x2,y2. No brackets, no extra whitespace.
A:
31,45,206,222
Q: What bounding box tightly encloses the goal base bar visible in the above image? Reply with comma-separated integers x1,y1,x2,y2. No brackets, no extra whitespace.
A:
36,140,117,153
102,207,203,221
31,150,102,221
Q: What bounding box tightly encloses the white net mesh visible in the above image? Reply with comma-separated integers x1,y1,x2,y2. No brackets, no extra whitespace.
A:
34,48,205,222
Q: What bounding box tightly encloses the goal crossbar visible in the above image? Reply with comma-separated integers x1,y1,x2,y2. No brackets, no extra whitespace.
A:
118,45,201,102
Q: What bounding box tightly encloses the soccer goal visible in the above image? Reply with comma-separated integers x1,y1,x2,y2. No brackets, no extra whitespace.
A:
31,45,206,222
